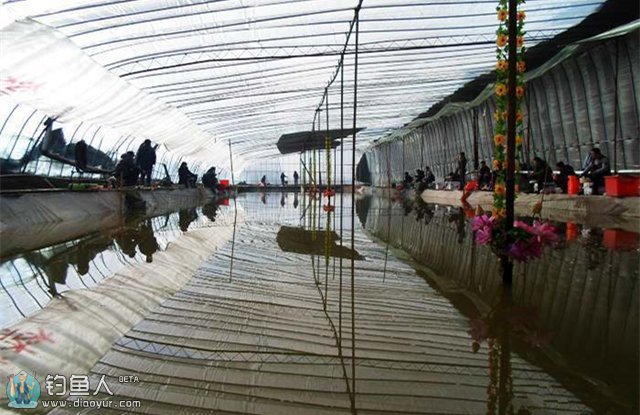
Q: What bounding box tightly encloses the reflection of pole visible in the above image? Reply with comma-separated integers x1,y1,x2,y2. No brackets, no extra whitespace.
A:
503,0,518,285
228,140,235,187
497,287,513,415
229,199,238,282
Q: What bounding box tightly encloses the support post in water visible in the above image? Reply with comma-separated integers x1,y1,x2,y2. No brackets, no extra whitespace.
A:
503,0,518,285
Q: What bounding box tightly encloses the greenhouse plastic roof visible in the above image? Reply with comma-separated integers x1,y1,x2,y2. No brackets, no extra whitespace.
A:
0,0,607,169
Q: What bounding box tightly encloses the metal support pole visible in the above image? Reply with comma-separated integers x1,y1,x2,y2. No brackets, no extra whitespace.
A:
473,108,479,179
613,38,620,174
350,8,360,409
503,0,518,285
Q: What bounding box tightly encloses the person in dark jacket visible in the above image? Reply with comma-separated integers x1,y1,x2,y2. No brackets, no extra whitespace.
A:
178,162,197,188
478,161,492,189
424,166,435,187
453,152,468,186
528,157,553,193
202,167,219,191
580,148,610,195
114,152,139,187
293,171,299,187
554,161,577,193
403,172,413,187
135,139,157,186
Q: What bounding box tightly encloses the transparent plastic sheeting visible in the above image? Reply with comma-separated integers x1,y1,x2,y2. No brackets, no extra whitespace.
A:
0,0,605,168
365,25,640,185
0,18,237,173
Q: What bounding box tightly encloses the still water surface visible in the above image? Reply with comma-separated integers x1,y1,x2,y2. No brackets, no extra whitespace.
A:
1,192,637,413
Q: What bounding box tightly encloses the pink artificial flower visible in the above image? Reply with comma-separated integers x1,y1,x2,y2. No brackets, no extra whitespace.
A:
475,227,493,245
531,220,560,245
508,238,543,262
513,220,535,235
471,214,496,245
471,214,495,231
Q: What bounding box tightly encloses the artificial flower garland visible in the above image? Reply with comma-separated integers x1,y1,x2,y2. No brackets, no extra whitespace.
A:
492,0,526,219
469,0,561,263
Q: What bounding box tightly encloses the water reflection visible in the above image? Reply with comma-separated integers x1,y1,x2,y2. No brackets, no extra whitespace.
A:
178,208,199,232
360,195,640,413
276,226,363,259
0,201,222,328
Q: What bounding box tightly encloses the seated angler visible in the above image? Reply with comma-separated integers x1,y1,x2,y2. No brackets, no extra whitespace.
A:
202,167,219,191
580,148,610,195
178,162,198,188
113,151,140,187
478,161,492,189
554,161,577,193
403,171,414,187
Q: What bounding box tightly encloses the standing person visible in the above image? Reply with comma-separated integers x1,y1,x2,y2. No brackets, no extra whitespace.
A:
580,148,610,195
178,162,197,188
280,172,287,187
260,175,267,187
454,152,468,187
554,161,577,193
135,139,157,186
293,171,299,187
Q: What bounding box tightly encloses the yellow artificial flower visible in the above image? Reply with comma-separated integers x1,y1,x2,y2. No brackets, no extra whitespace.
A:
495,83,508,97
516,85,525,98
497,34,508,47
496,60,508,71
497,9,509,21
515,135,524,145
494,134,506,146
516,36,524,48
517,61,526,74
516,110,524,122
494,110,503,121
491,207,506,218
493,159,501,170
517,11,526,21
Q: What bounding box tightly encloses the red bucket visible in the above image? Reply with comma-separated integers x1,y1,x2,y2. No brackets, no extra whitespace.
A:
567,176,580,195
604,175,640,197
220,179,230,188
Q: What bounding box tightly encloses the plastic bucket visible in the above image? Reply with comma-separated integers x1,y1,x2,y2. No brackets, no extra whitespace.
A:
220,179,230,188
567,176,580,195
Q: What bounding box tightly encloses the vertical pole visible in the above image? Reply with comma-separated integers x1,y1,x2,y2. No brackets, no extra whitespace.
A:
503,0,517,285
613,38,620,174
326,88,331,190
350,8,360,410
228,139,235,186
473,108,479,180
339,56,344,349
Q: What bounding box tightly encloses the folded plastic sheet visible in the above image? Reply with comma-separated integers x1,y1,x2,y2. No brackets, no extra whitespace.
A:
0,18,237,170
